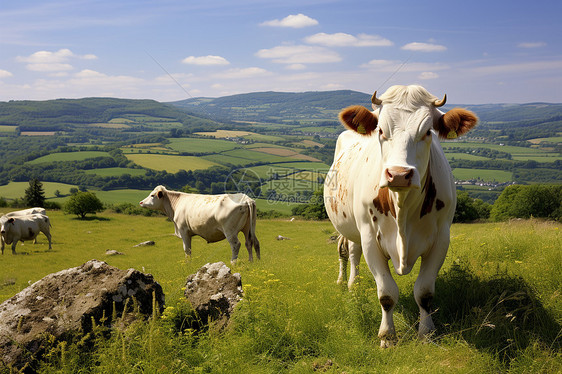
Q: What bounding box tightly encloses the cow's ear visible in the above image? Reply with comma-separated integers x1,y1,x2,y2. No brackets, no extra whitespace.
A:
339,105,378,136
157,191,164,199
435,108,478,139
7,218,14,223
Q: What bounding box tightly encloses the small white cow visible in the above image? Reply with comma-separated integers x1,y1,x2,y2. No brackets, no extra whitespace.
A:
140,186,260,262
1,208,47,245
325,85,478,347
1,213,52,254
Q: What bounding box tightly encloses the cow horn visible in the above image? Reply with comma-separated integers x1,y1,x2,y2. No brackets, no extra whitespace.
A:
371,91,382,106
433,94,447,107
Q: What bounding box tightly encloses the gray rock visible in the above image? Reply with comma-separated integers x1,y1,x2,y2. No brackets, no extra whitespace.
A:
105,249,124,256
0,259,165,371
184,262,242,327
133,241,155,247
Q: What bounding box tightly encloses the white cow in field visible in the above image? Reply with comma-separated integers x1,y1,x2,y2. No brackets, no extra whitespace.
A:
140,185,260,262
324,85,477,347
0,208,48,248
1,213,52,254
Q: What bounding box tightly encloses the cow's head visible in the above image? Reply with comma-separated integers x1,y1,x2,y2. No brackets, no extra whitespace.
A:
0,217,14,235
140,185,167,210
339,85,478,190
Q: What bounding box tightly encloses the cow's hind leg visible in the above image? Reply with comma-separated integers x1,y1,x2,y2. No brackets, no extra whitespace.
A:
414,234,449,340
41,229,52,250
347,240,361,290
227,234,241,264
242,229,254,262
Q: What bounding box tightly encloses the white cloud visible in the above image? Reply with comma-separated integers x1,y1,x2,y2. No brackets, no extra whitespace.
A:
418,71,439,80
401,42,447,52
361,59,449,72
260,14,318,28
466,60,562,75
305,33,392,47
517,42,546,48
256,45,341,64
213,67,272,79
182,55,230,66
286,64,306,70
16,48,98,72
0,70,14,78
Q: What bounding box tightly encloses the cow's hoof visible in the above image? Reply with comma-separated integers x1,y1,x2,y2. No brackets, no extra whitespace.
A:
380,338,396,348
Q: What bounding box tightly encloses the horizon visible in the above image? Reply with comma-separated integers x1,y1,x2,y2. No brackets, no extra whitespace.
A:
1,0,561,105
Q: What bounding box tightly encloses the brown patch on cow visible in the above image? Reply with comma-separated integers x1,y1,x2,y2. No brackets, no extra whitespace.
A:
372,215,377,223
373,187,396,218
366,157,369,163
379,295,394,312
369,208,373,215
420,168,437,219
342,211,347,218
436,199,445,211
330,198,339,215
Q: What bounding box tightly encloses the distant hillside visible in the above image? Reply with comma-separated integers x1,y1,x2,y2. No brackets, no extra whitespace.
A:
169,90,371,125
170,90,562,130
0,97,219,131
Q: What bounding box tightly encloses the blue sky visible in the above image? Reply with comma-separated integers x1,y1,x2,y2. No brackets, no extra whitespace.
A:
1,0,560,104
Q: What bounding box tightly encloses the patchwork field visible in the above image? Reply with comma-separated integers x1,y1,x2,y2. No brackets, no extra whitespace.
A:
452,168,513,183
124,154,219,172
84,167,147,177
27,151,111,164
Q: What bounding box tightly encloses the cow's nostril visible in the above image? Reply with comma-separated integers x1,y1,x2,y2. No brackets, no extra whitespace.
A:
385,169,394,182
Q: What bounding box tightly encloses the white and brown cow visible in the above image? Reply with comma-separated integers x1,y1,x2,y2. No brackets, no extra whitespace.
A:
324,85,477,347
1,213,52,254
140,185,260,262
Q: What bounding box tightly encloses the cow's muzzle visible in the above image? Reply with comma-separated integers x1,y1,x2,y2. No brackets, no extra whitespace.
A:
385,166,415,188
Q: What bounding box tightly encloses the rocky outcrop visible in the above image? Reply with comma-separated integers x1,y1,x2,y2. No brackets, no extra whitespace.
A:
184,262,243,327
0,259,165,371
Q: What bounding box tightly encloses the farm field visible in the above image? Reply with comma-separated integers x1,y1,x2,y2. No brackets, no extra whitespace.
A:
167,137,239,153
0,213,559,373
124,154,219,172
452,168,513,183
442,141,562,162
0,181,78,200
27,151,112,164
84,167,147,177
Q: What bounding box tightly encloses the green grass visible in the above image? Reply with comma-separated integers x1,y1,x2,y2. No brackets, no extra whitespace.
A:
27,151,111,164
0,181,78,200
83,167,147,177
0,125,17,133
452,168,513,182
167,138,239,154
124,154,219,172
0,214,559,373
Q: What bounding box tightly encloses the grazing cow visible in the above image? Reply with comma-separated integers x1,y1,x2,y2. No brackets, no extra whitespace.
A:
1,208,47,244
139,186,260,262
1,213,52,254
324,85,477,347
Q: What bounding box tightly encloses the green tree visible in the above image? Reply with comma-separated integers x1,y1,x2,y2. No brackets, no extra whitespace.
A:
291,189,328,220
490,184,562,221
24,178,46,207
64,191,104,219
453,191,491,223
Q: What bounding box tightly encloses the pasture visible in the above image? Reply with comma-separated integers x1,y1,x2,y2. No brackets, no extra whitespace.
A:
27,151,112,164
124,154,219,172
0,211,559,373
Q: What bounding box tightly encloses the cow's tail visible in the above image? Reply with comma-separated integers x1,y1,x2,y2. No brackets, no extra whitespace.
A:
247,199,260,260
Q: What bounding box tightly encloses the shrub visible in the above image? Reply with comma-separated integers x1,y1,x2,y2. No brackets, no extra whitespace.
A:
63,191,104,219
490,184,562,221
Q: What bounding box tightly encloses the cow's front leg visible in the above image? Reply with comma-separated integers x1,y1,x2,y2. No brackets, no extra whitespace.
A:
226,234,241,264
362,235,399,348
414,235,448,340
11,241,18,255
181,233,192,258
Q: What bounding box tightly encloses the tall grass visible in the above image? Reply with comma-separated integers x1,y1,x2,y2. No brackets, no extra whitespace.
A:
1,211,560,373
